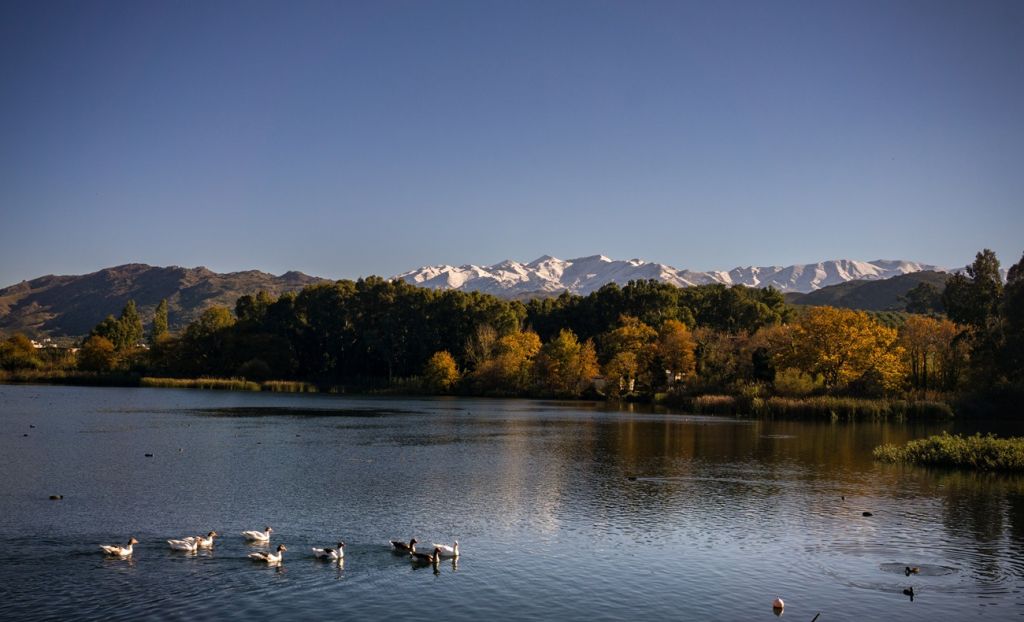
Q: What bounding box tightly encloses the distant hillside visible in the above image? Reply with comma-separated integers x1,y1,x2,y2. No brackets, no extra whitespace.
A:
785,271,950,311
0,264,327,338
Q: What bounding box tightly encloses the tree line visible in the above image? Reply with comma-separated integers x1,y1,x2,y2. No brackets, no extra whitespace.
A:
2,249,1021,403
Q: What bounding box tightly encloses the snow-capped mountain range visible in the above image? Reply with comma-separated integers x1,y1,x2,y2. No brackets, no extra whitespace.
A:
394,255,944,297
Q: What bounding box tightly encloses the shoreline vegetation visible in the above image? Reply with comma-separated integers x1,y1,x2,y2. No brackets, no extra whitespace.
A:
1,248,1020,425
874,433,1024,472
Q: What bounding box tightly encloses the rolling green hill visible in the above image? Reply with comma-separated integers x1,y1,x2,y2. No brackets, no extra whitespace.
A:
785,271,949,311
0,264,327,338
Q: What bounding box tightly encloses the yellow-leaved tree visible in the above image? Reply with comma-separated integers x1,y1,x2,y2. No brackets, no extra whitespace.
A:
423,350,460,393
775,306,906,394
533,329,600,397
469,329,541,394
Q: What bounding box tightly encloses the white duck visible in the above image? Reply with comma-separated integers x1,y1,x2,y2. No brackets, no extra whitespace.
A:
431,540,459,558
242,526,273,542
167,536,200,553
185,531,218,548
312,541,345,561
249,544,287,564
100,537,139,557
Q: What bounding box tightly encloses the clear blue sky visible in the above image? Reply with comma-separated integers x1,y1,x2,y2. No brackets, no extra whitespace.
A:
1,0,1022,286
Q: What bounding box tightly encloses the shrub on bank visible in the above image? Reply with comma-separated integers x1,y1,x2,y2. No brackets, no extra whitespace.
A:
874,433,1024,471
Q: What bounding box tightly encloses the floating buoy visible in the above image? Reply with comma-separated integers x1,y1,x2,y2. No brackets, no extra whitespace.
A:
862,511,873,517
772,597,784,610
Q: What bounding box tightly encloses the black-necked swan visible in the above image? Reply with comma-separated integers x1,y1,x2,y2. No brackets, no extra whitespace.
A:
100,537,139,557
249,544,287,564
243,526,273,542
313,542,345,561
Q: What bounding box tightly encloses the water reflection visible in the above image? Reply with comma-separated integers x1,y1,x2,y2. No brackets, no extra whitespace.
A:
2,385,1023,620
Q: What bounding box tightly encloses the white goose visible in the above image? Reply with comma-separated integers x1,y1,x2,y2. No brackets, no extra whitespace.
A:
168,536,200,553
185,531,218,548
242,526,273,542
249,544,287,564
100,537,139,557
312,541,345,561
431,540,459,558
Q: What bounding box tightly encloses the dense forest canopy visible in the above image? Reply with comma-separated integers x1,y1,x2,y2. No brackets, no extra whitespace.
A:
2,249,1021,403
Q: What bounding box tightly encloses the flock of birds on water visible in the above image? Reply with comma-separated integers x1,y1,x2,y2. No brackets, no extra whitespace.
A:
99,527,459,567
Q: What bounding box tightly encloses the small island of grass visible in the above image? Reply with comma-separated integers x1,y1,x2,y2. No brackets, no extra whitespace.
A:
874,433,1024,472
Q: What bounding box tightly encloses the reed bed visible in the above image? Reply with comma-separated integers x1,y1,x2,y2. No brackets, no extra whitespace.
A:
139,377,261,391
261,380,318,393
670,393,953,420
874,433,1024,471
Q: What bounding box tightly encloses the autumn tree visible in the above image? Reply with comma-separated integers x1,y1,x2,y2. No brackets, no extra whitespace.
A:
423,350,460,393
600,315,658,392
657,319,696,386
79,335,117,372
775,306,906,393
898,315,964,391
469,330,541,394
533,329,599,397
0,334,43,371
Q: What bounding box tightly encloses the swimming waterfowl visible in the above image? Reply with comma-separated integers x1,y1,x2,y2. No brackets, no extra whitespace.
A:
431,541,459,558
905,566,920,576
390,538,418,554
410,547,442,564
100,537,139,557
249,544,287,564
186,531,218,548
242,527,273,542
168,536,200,552
313,542,345,560
903,586,915,598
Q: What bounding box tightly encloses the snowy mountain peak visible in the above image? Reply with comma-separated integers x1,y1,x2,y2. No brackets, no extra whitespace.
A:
393,256,944,297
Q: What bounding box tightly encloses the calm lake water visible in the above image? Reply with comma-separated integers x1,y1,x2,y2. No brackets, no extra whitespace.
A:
1,385,1023,621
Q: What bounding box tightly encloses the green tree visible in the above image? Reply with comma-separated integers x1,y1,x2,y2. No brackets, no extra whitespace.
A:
904,282,943,314
943,250,1004,329
150,299,169,344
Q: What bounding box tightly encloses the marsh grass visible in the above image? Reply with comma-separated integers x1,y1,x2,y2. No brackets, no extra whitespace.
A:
874,433,1024,471
139,377,261,391
671,393,953,420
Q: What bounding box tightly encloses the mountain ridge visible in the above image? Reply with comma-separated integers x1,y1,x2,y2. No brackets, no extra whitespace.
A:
395,255,944,297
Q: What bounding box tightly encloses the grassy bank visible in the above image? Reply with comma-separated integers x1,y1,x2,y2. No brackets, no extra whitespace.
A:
664,393,954,421
874,433,1024,471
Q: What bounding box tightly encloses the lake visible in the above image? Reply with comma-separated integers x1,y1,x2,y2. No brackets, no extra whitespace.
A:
1,385,1023,620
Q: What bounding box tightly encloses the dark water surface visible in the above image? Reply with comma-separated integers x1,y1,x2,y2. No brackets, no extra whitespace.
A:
2,385,1023,620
